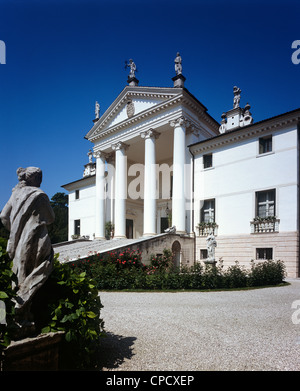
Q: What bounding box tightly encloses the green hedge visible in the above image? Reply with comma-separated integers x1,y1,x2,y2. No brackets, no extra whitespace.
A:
0,245,16,351
71,250,287,291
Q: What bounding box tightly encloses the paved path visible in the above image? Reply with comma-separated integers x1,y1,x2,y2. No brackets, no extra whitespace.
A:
97,279,300,371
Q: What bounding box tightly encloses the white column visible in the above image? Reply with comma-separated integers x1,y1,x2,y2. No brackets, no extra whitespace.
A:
94,151,107,240
112,141,129,239
170,117,189,234
140,129,160,236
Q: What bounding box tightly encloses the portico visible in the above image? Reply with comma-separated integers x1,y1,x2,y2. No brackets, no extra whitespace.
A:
62,56,219,241
87,85,219,240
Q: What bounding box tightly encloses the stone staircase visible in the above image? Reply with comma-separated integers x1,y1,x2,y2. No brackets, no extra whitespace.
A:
53,234,170,263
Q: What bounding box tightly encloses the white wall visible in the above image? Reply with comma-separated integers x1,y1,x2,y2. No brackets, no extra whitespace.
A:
194,126,298,236
68,184,96,240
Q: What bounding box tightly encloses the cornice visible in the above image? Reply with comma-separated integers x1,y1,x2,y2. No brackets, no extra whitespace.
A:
181,89,220,133
86,86,220,143
88,94,184,142
61,174,95,190
85,86,183,140
189,109,300,154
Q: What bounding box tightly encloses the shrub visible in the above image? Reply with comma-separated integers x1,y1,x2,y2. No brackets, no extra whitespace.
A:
32,255,105,369
249,259,286,287
201,264,225,289
223,262,249,289
70,248,286,292
0,246,16,353
149,249,173,272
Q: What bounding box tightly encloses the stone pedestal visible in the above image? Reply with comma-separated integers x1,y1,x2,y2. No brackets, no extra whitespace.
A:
204,259,217,268
127,76,139,86
2,332,65,371
172,74,186,88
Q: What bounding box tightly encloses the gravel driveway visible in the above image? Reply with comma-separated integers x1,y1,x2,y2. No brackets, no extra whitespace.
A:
97,279,300,371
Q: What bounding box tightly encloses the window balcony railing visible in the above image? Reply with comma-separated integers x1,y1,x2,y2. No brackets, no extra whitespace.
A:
196,222,218,237
250,216,280,234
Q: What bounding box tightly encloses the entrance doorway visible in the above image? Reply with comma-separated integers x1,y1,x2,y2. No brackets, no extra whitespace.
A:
126,219,133,239
160,217,169,233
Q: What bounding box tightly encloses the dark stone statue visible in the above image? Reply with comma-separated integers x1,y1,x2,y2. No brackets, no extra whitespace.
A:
0,167,55,336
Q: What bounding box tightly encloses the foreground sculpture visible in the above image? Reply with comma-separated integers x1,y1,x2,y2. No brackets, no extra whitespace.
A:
0,167,55,336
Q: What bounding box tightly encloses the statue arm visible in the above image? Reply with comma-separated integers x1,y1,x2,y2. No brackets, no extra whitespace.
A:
0,200,12,231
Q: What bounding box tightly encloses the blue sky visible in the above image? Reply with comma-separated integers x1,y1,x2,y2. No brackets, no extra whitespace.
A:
0,0,300,210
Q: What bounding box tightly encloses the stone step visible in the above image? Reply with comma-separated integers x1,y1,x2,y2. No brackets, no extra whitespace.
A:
53,234,169,262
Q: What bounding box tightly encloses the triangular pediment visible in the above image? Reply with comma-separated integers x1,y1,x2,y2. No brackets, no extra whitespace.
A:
85,86,183,141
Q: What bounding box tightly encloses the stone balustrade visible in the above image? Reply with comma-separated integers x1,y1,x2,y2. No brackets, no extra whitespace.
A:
250,219,280,233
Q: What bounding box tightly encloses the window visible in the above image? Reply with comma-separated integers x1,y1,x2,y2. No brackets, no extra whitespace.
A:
201,199,215,223
200,249,208,259
256,189,275,218
75,190,80,200
203,153,213,169
74,219,80,236
256,248,273,260
259,135,272,154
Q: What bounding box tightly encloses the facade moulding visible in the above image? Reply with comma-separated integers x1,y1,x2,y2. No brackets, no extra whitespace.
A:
190,113,300,154
89,95,185,142
92,109,204,152
91,109,184,150
88,90,220,144
85,86,184,139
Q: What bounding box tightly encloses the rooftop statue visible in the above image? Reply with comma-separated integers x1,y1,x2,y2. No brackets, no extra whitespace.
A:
87,149,93,163
233,86,241,108
95,101,100,120
174,52,182,75
125,59,137,79
0,167,55,336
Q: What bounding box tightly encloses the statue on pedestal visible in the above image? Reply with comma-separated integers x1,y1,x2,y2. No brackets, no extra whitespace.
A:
125,59,137,79
233,86,241,108
95,101,100,120
87,149,93,163
174,52,182,75
206,232,217,264
0,167,55,337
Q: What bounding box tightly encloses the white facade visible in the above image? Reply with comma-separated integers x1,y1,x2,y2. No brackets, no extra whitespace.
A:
191,111,299,277
62,71,300,277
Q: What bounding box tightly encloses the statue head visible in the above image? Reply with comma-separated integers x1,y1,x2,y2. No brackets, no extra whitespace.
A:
17,167,42,188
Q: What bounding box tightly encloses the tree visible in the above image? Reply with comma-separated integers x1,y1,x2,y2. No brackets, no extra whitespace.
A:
50,192,68,209
48,192,68,244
